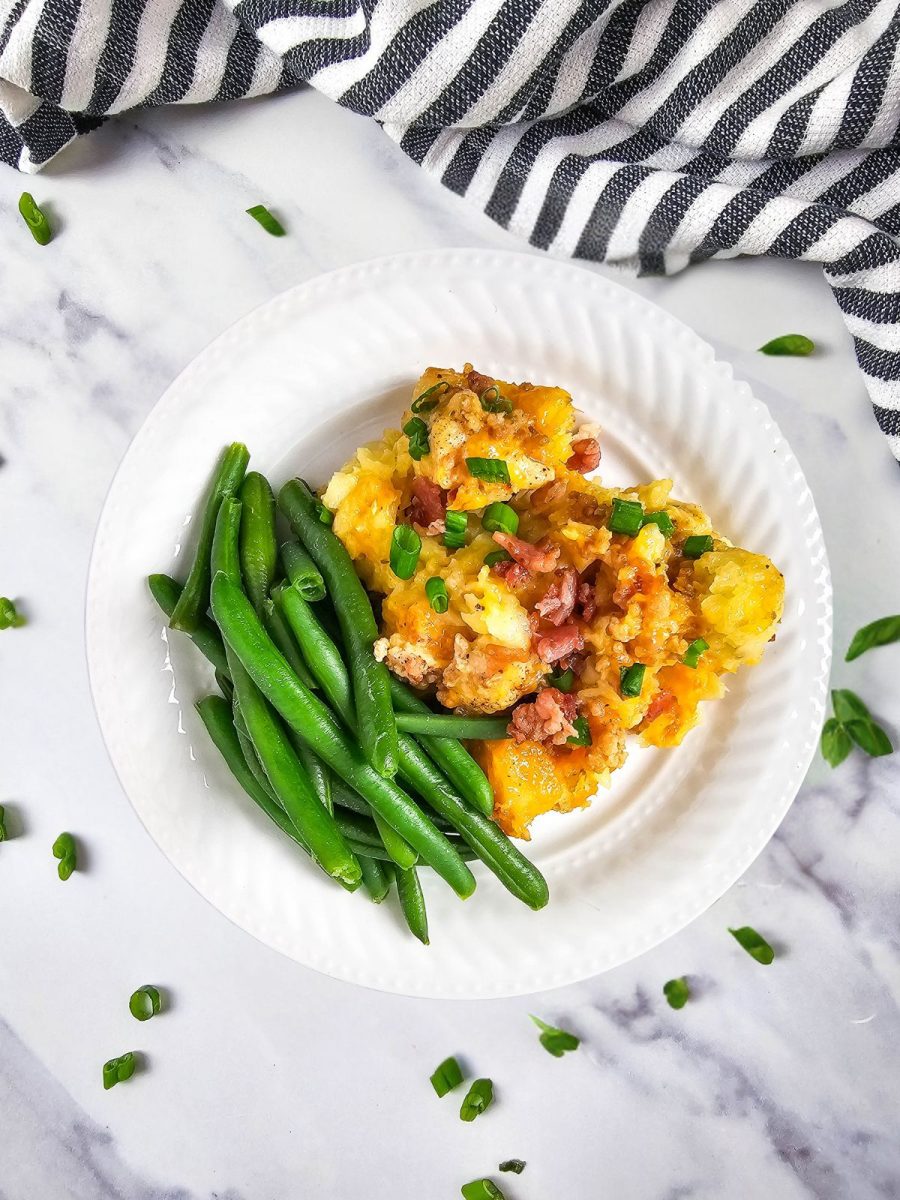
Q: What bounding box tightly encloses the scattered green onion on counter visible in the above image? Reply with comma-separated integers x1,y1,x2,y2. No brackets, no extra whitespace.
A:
729,925,775,965
18,192,52,245
461,1181,505,1200
0,597,26,628
52,832,77,880
430,1055,464,1097
530,1014,579,1057
460,1077,494,1121
129,985,162,1022
103,1052,137,1090
499,1160,525,1174
245,204,286,236
663,977,691,1009
759,333,814,356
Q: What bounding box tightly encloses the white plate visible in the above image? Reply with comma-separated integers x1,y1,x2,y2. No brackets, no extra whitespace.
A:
87,249,831,999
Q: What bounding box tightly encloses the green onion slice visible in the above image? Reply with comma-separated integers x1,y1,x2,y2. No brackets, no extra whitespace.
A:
498,1160,525,1174
313,500,334,526
102,1051,137,1090
479,385,513,414
430,1055,464,1097
846,614,900,661
759,333,814,356
18,192,52,245
0,804,7,842
52,831,77,880
484,549,511,567
403,416,430,461
547,668,574,693
425,577,449,613
246,204,286,236
821,717,852,768
641,510,675,537
620,663,646,698
390,524,422,579
481,502,519,535
530,1014,580,1057
566,716,591,747
682,638,709,669
682,534,713,559
461,1181,505,1200
459,1077,494,1121
608,497,644,537
729,926,775,965
663,977,690,1009
444,510,468,550
0,597,26,629
411,381,450,414
466,457,511,485
129,985,162,1022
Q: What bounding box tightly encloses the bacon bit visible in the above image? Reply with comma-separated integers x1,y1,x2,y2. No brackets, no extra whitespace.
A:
493,531,560,573
492,558,530,587
406,476,446,535
535,624,584,665
466,369,494,395
644,691,676,723
567,437,601,474
531,479,567,512
535,567,577,626
556,651,586,674
577,580,597,622
508,687,579,746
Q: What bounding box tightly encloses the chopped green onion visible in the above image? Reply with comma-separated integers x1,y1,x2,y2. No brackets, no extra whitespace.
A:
663,977,690,1009
52,832,77,881
481,502,519,536
821,717,852,768
129,985,162,1022
0,598,26,629
845,719,893,758
246,204,286,236
0,804,7,842
460,1077,494,1121
430,1055,464,1097
759,333,814,356
313,500,334,526
620,663,646,698
641,510,675,537
682,638,709,669
411,381,450,414
567,716,591,747
846,614,900,661
403,416,430,461
498,1160,525,1175
444,510,468,550
547,668,574,693
425,577,449,613
484,549,511,568
682,534,713,559
466,457,510,485
729,926,775,965
18,192,52,245
479,385,513,415
390,524,421,579
530,1014,579,1057
102,1051,137,1090
608,497,644,536
461,1181,505,1200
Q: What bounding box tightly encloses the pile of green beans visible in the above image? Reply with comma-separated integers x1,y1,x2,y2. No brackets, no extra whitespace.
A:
149,445,549,942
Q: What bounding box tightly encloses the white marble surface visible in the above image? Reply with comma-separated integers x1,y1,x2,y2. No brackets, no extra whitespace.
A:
1,87,899,1200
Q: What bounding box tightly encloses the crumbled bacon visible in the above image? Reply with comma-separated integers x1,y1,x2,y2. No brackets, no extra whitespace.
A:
644,691,676,723
492,531,559,573
567,437,601,474
535,624,584,665
466,369,494,395
406,476,446,535
577,580,597,622
531,479,567,511
535,567,577,626
492,558,530,586
508,687,579,746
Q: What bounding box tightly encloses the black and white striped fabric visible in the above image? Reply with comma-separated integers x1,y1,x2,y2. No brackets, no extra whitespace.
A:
2,1,898,457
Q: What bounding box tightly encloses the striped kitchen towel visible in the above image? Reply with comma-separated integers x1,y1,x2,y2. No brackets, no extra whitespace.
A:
2,1,898,457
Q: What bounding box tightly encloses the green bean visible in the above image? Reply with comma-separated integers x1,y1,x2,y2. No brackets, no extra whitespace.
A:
226,648,361,888
297,745,333,814
389,676,494,816
275,583,352,720
395,712,510,740
147,574,229,675
358,855,391,903
233,697,277,801
397,732,548,910
215,670,234,703
210,572,475,898
211,495,243,583
394,865,429,945
261,597,318,691
279,479,399,778
334,808,388,849
239,472,277,614
169,443,249,632
281,540,326,601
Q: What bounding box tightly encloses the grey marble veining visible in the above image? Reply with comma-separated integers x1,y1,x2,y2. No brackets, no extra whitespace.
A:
0,87,898,1200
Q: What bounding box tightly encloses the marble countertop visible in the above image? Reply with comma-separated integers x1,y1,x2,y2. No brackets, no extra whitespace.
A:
1,88,899,1200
